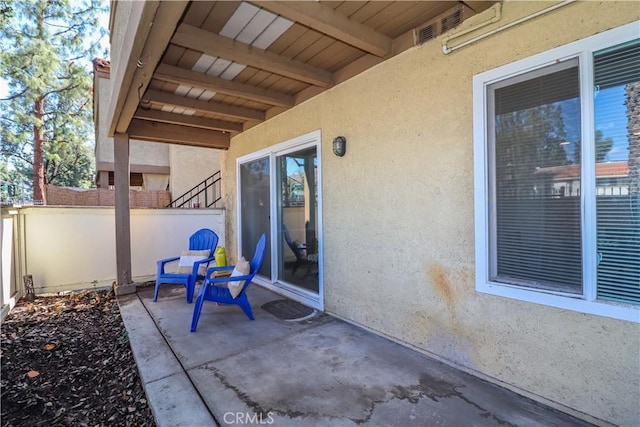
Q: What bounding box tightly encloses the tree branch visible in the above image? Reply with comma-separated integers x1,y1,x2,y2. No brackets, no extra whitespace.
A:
41,83,81,101
0,87,28,101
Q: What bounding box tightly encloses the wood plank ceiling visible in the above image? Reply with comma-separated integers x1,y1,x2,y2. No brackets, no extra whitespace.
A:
124,1,495,149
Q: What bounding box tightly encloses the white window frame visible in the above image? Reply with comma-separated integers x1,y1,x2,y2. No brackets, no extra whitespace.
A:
473,21,640,323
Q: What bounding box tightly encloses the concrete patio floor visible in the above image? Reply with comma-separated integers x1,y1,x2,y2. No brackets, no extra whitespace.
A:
118,283,591,427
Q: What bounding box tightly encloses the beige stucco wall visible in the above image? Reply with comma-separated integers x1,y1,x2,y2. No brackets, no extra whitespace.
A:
220,2,640,425
169,145,221,201
95,74,170,167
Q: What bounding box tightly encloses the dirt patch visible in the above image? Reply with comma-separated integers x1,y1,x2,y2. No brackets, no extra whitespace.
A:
1,289,155,427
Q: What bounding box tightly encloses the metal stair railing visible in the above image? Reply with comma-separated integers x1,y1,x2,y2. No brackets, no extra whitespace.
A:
167,171,221,208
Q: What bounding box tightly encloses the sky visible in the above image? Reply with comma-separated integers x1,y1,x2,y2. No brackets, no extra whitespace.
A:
594,85,629,162
556,85,628,164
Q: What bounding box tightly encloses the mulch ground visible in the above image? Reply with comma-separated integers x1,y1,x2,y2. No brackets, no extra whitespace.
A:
1,289,155,427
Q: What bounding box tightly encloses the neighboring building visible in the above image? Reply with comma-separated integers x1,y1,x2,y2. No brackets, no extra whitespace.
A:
534,161,630,197
107,2,640,425
92,58,221,204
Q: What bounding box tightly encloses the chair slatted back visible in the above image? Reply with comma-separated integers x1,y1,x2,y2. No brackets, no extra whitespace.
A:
189,228,219,257
249,234,267,276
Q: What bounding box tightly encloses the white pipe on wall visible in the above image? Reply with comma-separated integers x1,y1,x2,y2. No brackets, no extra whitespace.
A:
442,0,576,54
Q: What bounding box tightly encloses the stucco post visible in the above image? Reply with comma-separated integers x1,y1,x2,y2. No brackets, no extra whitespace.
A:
114,133,135,294
98,171,109,189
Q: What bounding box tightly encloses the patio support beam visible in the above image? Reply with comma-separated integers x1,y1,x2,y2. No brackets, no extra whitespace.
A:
172,24,333,87
133,108,243,133
253,1,392,57
127,120,231,149
155,63,294,107
144,89,265,122
113,133,134,293
108,1,189,136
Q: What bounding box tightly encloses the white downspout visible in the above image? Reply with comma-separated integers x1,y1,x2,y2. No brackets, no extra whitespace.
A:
442,0,576,54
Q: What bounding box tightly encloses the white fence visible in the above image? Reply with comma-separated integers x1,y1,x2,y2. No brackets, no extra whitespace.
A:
1,207,225,317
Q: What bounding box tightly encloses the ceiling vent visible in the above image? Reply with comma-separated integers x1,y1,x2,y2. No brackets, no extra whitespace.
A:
414,7,464,46
441,8,462,33
415,24,436,45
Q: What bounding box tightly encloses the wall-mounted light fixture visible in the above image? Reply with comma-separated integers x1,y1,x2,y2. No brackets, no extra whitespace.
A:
333,136,346,157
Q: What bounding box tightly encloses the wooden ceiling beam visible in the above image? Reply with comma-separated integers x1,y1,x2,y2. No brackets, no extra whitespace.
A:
133,108,244,133
127,119,230,149
154,63,294,107
253,1,392,57
171,23,333,87
144,89,266,122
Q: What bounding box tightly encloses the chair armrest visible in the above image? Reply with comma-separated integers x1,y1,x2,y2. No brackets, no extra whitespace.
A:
193,256,215,266
204,273,252,285
206,265,235,277
190,256,216,276
157,256,180,267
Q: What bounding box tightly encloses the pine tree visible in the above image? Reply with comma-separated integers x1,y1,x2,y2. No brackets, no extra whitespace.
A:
0,0,107,204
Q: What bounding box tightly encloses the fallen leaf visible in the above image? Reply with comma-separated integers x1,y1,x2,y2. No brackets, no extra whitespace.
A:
27,370,40,378
44,343,56,350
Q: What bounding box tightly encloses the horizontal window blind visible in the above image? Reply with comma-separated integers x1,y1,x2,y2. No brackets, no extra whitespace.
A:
593,40,640,90
597,197,640,303
490,62,582,293
495,67,580,115
594,41,640,304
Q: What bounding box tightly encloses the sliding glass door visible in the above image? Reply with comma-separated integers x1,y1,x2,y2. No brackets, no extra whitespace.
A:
237,131,322,309
239,157,271,278
277,147,318,293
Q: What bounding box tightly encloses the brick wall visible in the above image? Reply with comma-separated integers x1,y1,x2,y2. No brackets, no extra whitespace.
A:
46,185,171,208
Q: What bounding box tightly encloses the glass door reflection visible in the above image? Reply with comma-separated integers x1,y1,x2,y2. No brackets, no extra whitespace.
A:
239,157,271,278
277,147,318,293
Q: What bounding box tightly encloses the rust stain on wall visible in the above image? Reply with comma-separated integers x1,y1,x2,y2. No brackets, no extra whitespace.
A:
428,262,454,311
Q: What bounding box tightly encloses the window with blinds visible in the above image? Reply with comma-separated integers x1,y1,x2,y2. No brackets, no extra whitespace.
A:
594,41,640,304
488,60,582,294
474,22,640,320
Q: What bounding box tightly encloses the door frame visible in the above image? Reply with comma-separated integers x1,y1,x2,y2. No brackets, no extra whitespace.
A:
236,130,323,310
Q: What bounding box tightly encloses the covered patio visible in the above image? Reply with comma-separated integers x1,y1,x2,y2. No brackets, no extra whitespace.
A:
108,0,498,290
119,284,589,426
105,1,640,426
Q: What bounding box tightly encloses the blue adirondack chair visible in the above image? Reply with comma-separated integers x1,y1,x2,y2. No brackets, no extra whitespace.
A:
190,233,267,332
283,223,307,275
154,228,219,303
